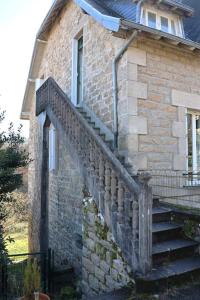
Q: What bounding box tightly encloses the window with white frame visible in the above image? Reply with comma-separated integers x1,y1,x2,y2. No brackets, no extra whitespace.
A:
71,31,83,106
141,6,184,37
187,112,200,173
49,124,58,171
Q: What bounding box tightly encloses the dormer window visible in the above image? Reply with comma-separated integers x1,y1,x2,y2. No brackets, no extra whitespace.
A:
141,5,184,38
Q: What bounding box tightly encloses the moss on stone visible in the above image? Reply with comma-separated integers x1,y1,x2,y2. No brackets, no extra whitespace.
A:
95,220,109,240
183,219,197,239
110,251,117,262
83,199,98,214
95,243,107,260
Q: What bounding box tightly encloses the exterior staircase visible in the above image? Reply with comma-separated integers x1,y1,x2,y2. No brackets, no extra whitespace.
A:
36,77,200,294
68,105,200,294
136,198,200,293
36,77,152,277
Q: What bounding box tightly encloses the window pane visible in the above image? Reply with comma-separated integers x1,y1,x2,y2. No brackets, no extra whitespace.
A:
171,20,176,35
196,116,200,171
161,16,169,33
148,12,156,29
141,9,145,24
187,114,193,172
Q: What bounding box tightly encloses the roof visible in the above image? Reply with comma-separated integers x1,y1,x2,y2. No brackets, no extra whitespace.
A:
21,0,200,120
182,0,200,43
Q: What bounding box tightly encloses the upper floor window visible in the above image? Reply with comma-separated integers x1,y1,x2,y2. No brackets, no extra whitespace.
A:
141,6,184,37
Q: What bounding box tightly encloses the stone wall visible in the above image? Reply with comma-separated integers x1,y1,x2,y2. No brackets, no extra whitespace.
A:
136,37,200,172
28,0,200,291
39,0,127,131
28,104,46,252
37,0,200,174
82,197,133,299
48,131,83,273
118,37,200,173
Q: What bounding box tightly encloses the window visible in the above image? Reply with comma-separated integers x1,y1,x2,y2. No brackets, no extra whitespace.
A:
148,12,156,29
141,6,183,37
161,16,168,33
187,112,200,173
171,20,176,35
77,36,83,105
49,124,58,171
71,32,84,106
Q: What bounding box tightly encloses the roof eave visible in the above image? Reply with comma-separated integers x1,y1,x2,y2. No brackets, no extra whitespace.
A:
133,0,194,16
75,0,121,32
20,39,47,120
121,19,200,51
162,0,194,16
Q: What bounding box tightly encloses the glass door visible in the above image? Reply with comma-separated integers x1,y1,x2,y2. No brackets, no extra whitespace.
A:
187,112,200,173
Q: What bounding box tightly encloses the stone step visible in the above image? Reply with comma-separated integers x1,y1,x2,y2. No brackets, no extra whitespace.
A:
153,222,183,243
153,239,198,255
136,257,200,293
152,206,173,223
153,222,182,233
152,239,199,265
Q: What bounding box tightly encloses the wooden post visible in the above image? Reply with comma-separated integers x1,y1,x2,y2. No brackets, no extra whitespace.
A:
137,172,152,275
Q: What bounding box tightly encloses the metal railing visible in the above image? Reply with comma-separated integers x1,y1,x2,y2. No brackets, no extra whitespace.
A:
0,250,51,300
150,170,200,208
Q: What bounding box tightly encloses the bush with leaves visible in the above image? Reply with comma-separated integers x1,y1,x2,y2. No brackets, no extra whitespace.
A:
0,109,29,261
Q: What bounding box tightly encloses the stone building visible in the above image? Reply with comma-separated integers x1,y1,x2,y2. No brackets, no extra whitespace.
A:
21,0,200,297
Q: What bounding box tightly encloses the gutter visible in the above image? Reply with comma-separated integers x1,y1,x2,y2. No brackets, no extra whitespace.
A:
112,30,138,150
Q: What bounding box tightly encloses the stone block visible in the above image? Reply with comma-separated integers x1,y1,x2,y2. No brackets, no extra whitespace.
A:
100,260,110,273
173,154,186,171
118,134,139,152
178,138,187,156
120,116,148,135
88,274,100,292
110,268,119,281
105,275,120,289
127,81,147,99
85,238,95,252
112,259,124,273
127,63,138,81
91,253,100,266
95,266,105,283
82,268,89,281
127,97,138,115
172,90,200,110
83,257,95,274
178,107,186,122
136,153,148,171
127,47,147,66
172,121,186,138
82,246,91,258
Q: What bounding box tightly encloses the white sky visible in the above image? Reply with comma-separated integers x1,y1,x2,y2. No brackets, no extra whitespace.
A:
0,0,53,138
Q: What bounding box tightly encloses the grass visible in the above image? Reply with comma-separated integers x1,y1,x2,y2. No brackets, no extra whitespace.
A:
6,221,28,256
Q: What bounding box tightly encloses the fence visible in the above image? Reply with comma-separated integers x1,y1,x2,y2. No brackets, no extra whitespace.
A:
0,250,52,300
150,170,200,208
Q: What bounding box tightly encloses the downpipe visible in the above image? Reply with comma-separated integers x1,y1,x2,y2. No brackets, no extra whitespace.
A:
112,30,138,150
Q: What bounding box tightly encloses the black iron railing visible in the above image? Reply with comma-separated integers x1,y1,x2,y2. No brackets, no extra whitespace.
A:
150,170,200,207
0,250,52,300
